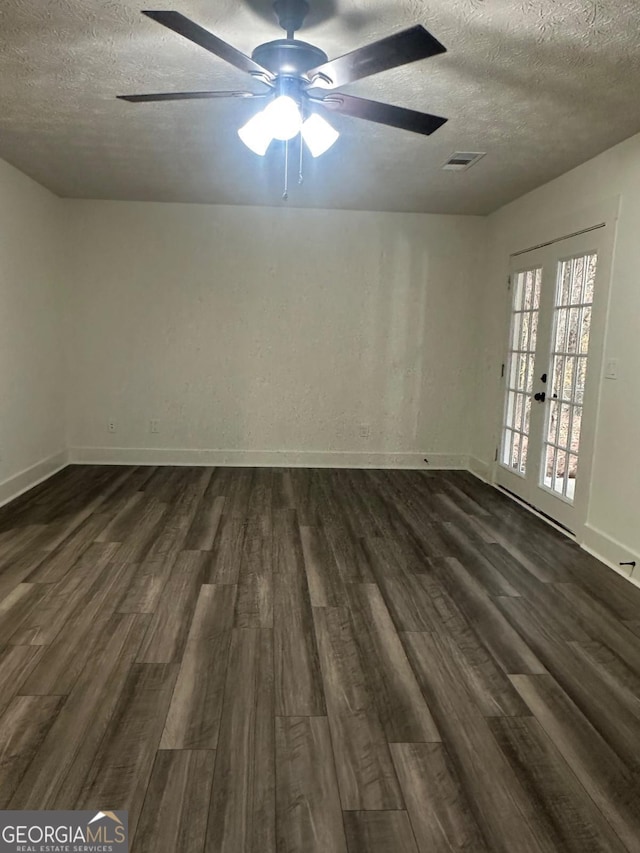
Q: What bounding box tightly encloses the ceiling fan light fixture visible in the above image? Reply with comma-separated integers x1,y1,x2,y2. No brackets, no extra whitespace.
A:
123,10,450,186
262,95,302,140
238,110,273,155
301,113,339,157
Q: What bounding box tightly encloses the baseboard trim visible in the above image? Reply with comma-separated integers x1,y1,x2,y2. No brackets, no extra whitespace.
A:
69,446,469,470
0,450,69,509
468,456,492,483
581,524,640,588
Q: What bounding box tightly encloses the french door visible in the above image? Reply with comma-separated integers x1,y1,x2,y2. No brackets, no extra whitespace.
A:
496,228,607,533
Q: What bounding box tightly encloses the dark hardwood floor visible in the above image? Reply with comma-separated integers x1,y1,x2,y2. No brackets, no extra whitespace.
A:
1,464,639,852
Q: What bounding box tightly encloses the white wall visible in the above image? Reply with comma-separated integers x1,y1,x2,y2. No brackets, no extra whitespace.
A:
475,131,640,579
0,159,67,504
63,201,486,467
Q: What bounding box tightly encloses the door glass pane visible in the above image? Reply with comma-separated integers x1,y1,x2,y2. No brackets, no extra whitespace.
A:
501,267,542,475
542,251,597,501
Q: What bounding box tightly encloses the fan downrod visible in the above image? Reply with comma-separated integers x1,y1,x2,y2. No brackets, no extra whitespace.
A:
273,0,310,39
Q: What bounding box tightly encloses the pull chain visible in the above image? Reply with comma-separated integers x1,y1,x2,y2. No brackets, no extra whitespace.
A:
282,139,289,201
298,132,304,185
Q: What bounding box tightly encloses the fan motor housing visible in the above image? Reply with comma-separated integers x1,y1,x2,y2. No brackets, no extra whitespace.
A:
252,39,328,78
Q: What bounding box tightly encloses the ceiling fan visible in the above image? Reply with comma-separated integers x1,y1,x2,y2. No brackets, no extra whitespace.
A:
118,0,448,162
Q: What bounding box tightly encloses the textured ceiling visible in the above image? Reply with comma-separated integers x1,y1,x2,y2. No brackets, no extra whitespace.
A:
1,1,640,214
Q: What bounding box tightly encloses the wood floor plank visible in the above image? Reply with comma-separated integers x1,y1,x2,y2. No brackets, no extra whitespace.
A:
247,468,274,531
76,662,178,838
345,583,440,742
0,583,47,645
339,470,394,538
207,517,246,584
20,559,137,694
488,715,629,852
403,521,453,562
136,551,206,663
143,473,208,562
496,595,640,771
0,645,43,717
421,586,530,717
10,612,150,808
469,523,565,584
201,466,235,499
439,521,522,597
95,491,146,543
552,582,640,676
223,467,255,517
160,584,236,749
437,557,546,675
434,490,491,529
275,716,348,853
133,749,215,853
390,742,488,852
444,478,496,517
9,541,121,645
569,638,640,712
2,465,640,853
300,525,345,607
623,618,640,638
490,560,592,642
273,470,296,510
568,556,640,620
0,523,48,572
288,468,322,526
343,811,418,853
157,467,207,507
0,695,64,807
143,466,185,503
25,511,113,583
322,523,376,583
402,631,558,853
235,518,273,628
113,498,170,563
511,673,640,851
361,537,439,632
115,556,173,614
36,467,136,556
184,491,225,551
374,574,440,633
207,628,275,853
273,510,325,716
313,606,403,810
0,542,51,603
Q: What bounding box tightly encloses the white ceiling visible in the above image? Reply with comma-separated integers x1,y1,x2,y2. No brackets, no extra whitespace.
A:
1,0,639,214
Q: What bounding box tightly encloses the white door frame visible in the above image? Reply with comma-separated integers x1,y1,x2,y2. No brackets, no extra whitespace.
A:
490,197,619,536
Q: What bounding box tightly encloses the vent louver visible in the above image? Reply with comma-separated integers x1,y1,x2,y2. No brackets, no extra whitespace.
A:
442,152,485,171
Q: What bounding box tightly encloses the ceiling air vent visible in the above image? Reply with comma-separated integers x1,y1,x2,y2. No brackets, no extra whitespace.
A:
442,152,486,171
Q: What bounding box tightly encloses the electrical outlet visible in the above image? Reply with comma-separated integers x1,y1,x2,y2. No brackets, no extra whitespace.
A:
150,419,160,434
108,419,117,433
359,423,371,439
605,358,619,380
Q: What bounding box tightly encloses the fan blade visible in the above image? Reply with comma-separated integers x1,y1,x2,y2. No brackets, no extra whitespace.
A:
142,11,274,83
305,25,446,89
313,92,447,136
118,90,270,103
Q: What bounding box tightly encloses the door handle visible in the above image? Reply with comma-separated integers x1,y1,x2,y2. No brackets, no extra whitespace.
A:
534,392,546,402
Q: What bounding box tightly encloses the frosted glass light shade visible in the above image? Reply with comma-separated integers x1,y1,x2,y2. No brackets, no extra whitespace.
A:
262,96,302,141
301,113,339,157
237,111,273,156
